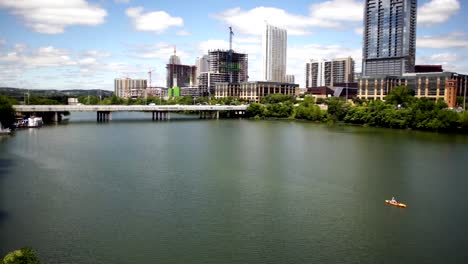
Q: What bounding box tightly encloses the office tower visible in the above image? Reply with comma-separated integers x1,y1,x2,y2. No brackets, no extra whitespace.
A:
305,57,355,88
362,0,417,76
262,23,287,82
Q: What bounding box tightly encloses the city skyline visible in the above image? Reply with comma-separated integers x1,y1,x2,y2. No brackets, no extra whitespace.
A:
0,0,467,90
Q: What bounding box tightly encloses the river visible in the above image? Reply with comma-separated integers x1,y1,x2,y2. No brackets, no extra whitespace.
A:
1,112,468,263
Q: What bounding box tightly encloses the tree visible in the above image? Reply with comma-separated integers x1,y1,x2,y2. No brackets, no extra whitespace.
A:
385,86,415,107
2,248,41,264
461,111,468,131
261,94,296,104
0,95,15,128
245,103,265,118
325,97,349,123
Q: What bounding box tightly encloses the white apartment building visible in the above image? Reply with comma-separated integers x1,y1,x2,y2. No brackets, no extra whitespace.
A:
305,57,355,88
262,23,287,82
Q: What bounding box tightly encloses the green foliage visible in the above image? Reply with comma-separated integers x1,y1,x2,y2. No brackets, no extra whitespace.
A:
264,101,294,118
260,94,296,104
325,97,350,122
461,111,468,131
2,248,41,264
315,98,326,104
295,104,325,121
299,96,315,107
28,95,61,105
385,86,415,107
245,103,265,118
78,95,99,105
0,95,15,128
343,97,464,132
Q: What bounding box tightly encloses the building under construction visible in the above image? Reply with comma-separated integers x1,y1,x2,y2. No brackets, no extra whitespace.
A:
208,50,248,83
197,50,248,96
166,64,197,88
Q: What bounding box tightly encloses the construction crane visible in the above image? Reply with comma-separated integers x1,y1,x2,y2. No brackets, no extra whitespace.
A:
229,26,234,51
228,26,234,83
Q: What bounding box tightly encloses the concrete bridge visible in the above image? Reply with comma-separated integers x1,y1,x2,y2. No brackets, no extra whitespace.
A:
13,105,249,122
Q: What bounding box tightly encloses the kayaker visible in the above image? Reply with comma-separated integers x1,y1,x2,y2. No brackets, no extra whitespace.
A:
391,197,396,202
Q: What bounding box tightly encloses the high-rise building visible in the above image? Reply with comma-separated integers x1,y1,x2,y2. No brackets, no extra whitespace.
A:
305,57,355,88
362,0,417,76
114,78,147,99
286,74,295,84
197,50,248,96
166,64,197,88
208,50,248,83
168,48,181,65
262,23,287,82
195,55,209,85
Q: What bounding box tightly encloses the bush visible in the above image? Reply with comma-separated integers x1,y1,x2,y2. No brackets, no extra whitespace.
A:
2,248,41,264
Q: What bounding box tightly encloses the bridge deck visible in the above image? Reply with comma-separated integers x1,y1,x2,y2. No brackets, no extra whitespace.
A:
13,105,248,112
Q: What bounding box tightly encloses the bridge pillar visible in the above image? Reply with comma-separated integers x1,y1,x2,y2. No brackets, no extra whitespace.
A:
216,111,219,119
167,112,170,120
97,111,111,122
51,111,63,122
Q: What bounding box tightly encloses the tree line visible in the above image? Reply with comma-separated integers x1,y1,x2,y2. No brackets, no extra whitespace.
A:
246,87,468,133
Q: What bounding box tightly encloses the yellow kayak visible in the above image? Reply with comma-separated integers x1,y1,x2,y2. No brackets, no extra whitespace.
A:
385,200,407,208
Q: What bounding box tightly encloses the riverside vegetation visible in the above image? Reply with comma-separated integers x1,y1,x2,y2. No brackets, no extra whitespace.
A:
1,248,41,264
245,86,468,133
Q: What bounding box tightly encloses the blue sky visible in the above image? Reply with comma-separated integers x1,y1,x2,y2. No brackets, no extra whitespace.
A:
0,0,467,90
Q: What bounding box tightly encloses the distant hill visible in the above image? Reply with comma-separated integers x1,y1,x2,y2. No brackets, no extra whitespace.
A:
0,87,113,101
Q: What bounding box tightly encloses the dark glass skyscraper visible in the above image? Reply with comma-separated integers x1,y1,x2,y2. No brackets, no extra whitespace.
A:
362,0,417,76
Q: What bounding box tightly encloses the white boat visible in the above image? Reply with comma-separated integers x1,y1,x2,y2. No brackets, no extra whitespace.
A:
0,122,11,135
28,117,43,128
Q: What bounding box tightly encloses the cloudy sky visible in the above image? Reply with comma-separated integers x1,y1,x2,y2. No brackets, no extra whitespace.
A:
0,0,466,90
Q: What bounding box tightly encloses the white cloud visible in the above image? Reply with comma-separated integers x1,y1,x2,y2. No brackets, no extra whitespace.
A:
129,42,191,62
78,57,97,65
310,0,363,22
0,46,76,67
418,32,468,49
176,30,192,36
0,0,107,34
176,30,191,36
418,0,460,26
215,1,365,37
419,53,465,63
114,0,131,3
0,44,144,89
125,7,183,34
214,7,339,36
354,27,363,36
82,50,112,58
